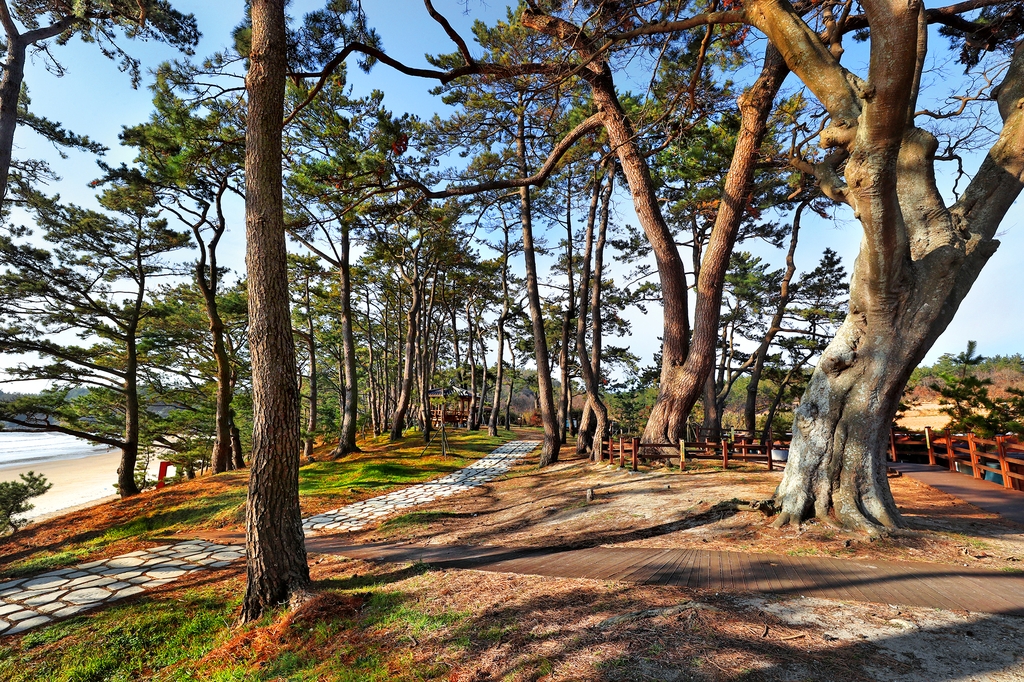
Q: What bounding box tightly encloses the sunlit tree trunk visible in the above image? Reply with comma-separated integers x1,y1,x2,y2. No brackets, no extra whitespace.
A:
240,0,310,623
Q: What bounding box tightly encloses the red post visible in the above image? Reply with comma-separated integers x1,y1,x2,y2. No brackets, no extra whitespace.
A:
156,461,171,490
889,429,898,462
946,429,956,471
631,437,639,472
721,439,729,469
968,433,982,479
766,441,773,472
925,426,935,466
997,436,1013,489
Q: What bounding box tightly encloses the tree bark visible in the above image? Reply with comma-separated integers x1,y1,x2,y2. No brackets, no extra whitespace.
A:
118,333,141,497
0,29,24,209
517,106,560,464
557,180,575,445
389,274,421,441
575,167,610,460
467,301,480,431
335,223,360,455
767,8,1024,532
485,231,505,432
641,46,788,444
241,0,310,623
230,412,245,469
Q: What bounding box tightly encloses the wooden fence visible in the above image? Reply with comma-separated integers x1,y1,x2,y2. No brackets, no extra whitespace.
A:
889,428,1024,491
599,434,791,472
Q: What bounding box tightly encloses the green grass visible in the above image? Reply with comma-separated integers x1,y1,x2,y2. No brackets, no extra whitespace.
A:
1,429,519,580
0,429,533,680
0,584,240,682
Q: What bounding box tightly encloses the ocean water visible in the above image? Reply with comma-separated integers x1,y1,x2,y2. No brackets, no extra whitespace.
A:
0,431,114,469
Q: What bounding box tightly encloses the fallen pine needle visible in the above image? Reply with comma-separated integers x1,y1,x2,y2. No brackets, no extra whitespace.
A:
780,633,806,641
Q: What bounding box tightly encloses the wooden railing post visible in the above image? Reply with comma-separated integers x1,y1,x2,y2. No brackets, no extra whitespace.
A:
721,439,729,469
968,433,982,479
679,440,686,471
766,441,773,472
946,429,955,471
925,426,935,466
889,429,898,462
631,437,639,472
997,436,1013,490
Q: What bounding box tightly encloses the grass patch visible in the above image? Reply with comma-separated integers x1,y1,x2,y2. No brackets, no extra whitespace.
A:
0,583,239,682
1,429,520,580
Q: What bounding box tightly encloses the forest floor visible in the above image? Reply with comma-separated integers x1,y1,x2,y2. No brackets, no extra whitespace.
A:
1,429,1023,681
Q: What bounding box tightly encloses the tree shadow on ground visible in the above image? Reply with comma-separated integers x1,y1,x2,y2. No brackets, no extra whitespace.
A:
416,575,1024,681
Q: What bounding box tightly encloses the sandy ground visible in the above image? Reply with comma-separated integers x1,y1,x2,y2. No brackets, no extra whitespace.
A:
354,455,1024,572
898,402,952,431
0,450,162,521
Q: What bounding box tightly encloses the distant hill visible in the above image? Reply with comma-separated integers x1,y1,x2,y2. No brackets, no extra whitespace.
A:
899,353,1024,432
906,354,1024,403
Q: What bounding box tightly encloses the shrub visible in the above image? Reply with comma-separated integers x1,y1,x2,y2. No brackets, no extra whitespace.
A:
0,472,52,534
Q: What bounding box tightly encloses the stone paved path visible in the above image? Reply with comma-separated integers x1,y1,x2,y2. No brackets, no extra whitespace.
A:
0,439,540,636
0,541,244,636
302,440,541,533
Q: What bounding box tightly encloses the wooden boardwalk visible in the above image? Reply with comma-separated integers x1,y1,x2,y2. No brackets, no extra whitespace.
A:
306,538,1024,615
892,462,1024,525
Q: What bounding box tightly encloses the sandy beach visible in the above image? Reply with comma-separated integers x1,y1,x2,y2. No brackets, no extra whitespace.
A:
0,448,126,521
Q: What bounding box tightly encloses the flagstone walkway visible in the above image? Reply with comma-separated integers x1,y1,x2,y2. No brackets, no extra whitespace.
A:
0,439,540,637
0,542,244,636
301,440,542,533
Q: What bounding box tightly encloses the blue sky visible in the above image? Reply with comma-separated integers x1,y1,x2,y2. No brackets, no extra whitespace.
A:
12,1,1024,379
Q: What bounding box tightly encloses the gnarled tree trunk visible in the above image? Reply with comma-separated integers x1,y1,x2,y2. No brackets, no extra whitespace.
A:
759,2,1024,532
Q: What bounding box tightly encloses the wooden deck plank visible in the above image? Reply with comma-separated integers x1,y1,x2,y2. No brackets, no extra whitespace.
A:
309,541,1024,615
812,557,880,603
618,549,677,583
569,548,655,577
647,549,692,586
606,549,669,581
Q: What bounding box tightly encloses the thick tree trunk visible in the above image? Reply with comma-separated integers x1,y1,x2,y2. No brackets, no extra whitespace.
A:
241,0,310,623
773,314,912,531
642,47,788,444
517,109,560,464
769,14,1024,532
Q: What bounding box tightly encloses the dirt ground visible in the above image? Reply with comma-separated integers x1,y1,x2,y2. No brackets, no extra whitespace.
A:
7,437,1024,680
292,444,1024,680
353,446,1024,574
297,555,1024,682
